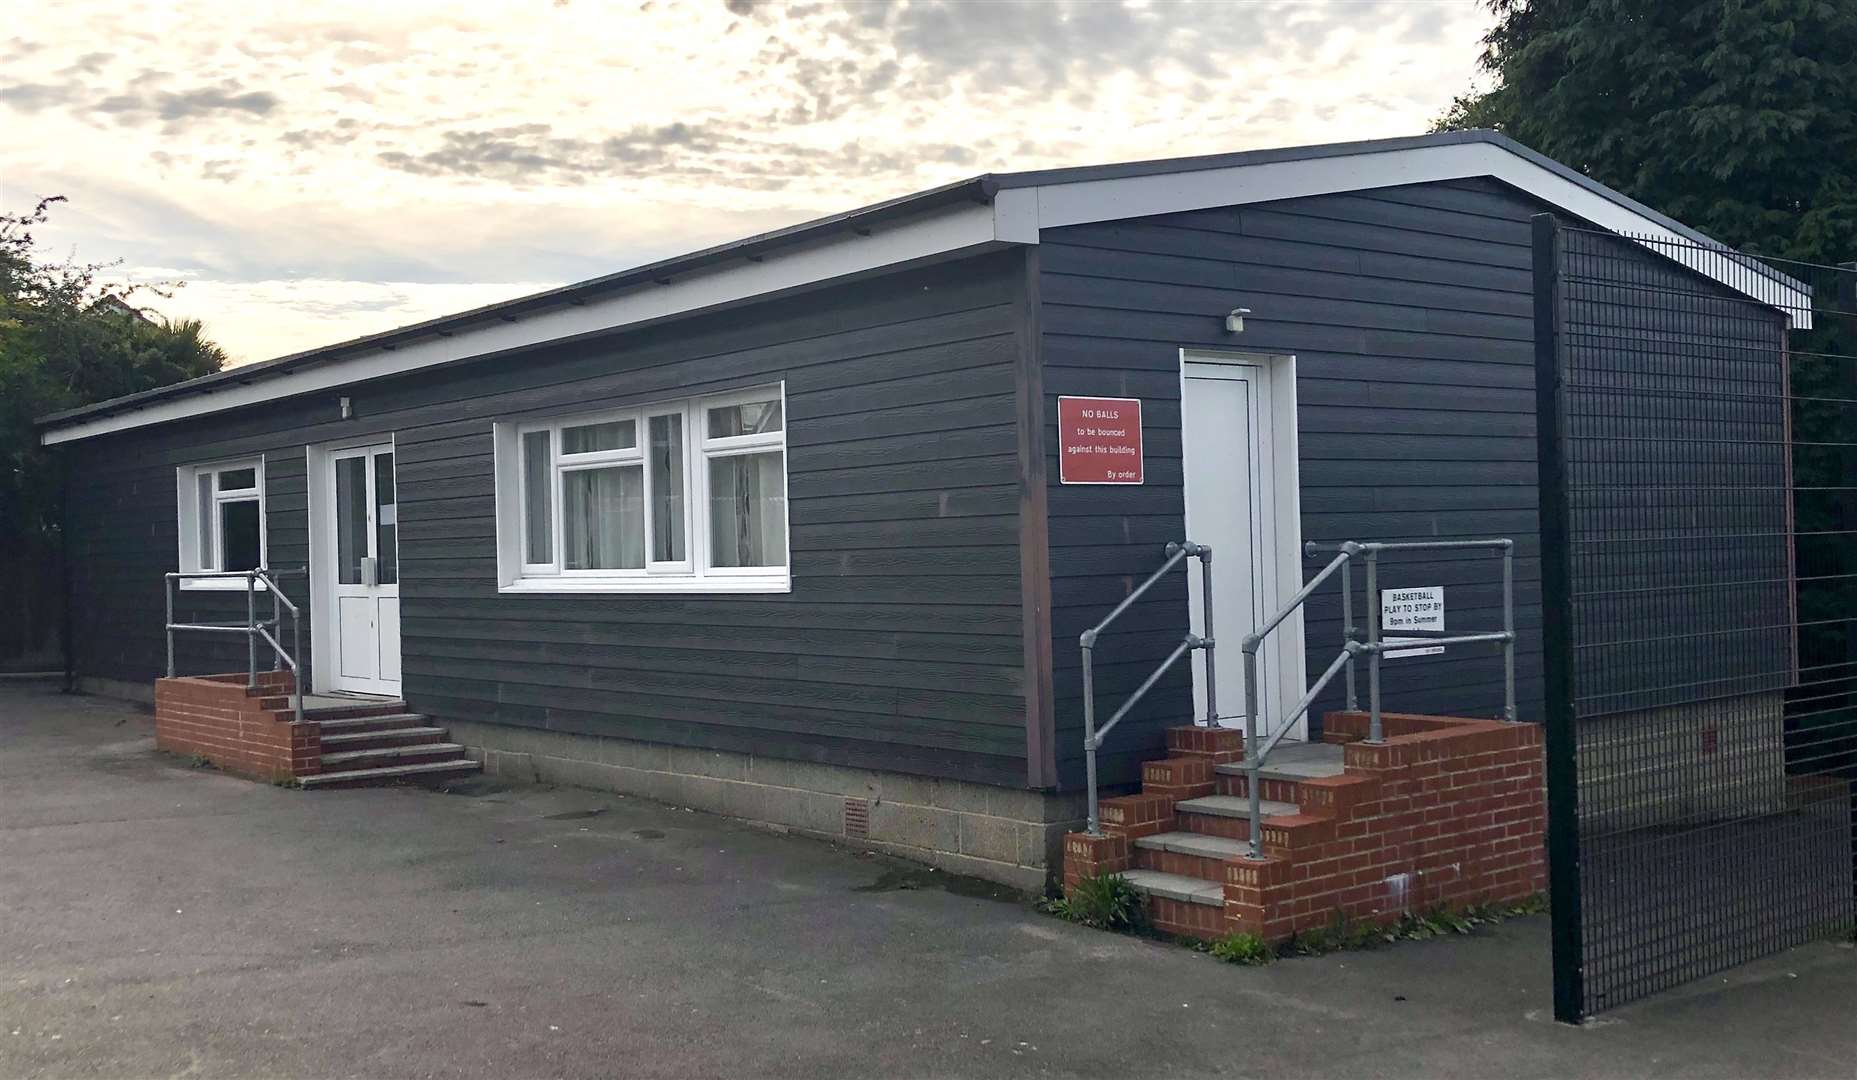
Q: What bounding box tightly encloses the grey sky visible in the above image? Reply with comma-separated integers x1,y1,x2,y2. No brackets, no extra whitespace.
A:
0,0,1491,363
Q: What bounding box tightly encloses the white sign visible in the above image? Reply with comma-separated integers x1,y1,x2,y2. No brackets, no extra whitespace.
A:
1381,586,1444,659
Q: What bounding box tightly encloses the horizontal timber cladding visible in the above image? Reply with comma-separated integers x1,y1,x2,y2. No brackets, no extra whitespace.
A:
61,251,1036,787
1040,177,1558,789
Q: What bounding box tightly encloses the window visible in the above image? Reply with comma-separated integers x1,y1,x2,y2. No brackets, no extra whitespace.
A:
176,458,267,588
495,386,789,593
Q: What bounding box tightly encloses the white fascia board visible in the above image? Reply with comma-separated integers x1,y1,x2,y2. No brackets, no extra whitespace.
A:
1025,140,1813,328
41,200,1010,445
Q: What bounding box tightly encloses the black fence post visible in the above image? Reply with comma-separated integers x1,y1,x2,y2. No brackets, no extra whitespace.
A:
1841,263,1857,911
1532,212,1585,1024
59,449,74,695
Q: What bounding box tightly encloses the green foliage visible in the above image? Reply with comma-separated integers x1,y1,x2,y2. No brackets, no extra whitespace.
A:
1436,1,1857,742
1435,0,1857,263
1039,873,1148,932
1207,895,1549,964
1207,931,1274,965
0,197,225,663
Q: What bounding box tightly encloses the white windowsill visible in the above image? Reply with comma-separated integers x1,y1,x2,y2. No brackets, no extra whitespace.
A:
178,577,270,592
498,576,791,596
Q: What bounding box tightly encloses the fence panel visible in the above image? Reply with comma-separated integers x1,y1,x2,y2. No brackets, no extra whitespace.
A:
1536,215,1857,1020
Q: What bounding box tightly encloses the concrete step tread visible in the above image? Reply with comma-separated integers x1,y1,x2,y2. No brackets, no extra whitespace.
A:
1120,869,1223,907
316,713,430,731
321,742,466,766
302,700,407,719
299,759,482,787
1134,831,1254,860
1174,795,1300,820
1214,742,1347,780
320,726,446,746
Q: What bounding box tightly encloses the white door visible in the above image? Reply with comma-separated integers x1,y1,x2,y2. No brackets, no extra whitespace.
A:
1182,357,1303,736
326,444,401,696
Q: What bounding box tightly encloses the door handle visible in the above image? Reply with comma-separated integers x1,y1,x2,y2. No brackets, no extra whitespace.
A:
361,556,378,587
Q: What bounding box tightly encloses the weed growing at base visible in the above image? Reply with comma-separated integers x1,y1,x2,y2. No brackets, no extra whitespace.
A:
1038,872,1148,932
1201,894,1549,966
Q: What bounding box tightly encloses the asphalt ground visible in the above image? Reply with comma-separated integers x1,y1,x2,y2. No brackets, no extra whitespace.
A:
3,681,1853,1079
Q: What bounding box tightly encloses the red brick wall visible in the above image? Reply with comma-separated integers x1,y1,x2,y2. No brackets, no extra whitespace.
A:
1063,716,1548,943
1224,712,1547,941
153,673,319,782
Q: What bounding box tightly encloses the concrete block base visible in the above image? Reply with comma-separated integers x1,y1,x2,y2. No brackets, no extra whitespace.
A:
445,718,1084,893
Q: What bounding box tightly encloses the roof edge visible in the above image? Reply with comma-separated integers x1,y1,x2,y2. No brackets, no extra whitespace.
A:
35,174,995,431
39,130,1810,440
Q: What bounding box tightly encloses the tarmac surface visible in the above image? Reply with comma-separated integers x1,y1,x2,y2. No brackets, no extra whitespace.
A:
3,680,1853,1079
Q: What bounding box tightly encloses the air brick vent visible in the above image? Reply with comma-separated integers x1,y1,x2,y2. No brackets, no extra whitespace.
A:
843,797,870,839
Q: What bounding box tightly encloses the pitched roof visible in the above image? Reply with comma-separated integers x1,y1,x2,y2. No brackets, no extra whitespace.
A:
39,130,1810,444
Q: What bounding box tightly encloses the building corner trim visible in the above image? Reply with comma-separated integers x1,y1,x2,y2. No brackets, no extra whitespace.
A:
1013,246,1057,789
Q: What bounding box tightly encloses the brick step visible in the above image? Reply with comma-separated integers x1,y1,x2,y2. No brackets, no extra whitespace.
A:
298,758,482,789
1120,868,1223,907
1132,830,1256,879
1164,725,1245,764
1172,796,1298,842
1213,770,1309,805
304,700,408,722
319,726,448,752
315,713,431,734
320,742,469,770
1212,742,1348,801
1139,757,1216,801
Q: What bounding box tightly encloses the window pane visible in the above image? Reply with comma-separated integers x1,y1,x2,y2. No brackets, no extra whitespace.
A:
373,452,395,505
649,413,685,563
336,455,368,584
219,499,262,572
708,451,787,568
217,467,256,492
374,452,397,586
196,472,217,570
522,430,553,564
563,466,644,570
561,419,636,455
706,399,782,439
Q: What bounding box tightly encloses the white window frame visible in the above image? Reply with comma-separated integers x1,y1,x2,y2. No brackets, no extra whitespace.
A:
175,456,268,591
494,384,790,594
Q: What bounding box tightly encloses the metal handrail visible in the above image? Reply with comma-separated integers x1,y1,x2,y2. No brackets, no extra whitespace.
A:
1233,538,1518,859
1081,541,1216,835
165,567,307,725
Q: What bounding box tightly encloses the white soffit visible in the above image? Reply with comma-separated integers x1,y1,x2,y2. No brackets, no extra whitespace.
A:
42,139,1809,445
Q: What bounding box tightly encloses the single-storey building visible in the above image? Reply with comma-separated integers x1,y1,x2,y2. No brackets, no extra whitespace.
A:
38,131,1805,918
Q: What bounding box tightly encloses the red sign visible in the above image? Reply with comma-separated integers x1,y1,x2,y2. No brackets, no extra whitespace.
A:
1057,396,1144,485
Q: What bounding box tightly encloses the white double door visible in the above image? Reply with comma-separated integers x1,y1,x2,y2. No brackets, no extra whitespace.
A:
323,444,401,696
1181,355,1306,737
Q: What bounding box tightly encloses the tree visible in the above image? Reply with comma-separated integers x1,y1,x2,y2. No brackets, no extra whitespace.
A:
0,197,227,668
1435,0,1857,262
1440,2,1857,777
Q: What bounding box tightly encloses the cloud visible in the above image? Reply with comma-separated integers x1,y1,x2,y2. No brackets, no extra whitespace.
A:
2,0,1492,366
59,51,114,75
0,61,280,134
377,121,721,182
374,118,978,192
0,83,78,111
94,80,280,125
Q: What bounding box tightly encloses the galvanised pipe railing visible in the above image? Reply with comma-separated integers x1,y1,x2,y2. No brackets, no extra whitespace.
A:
1080,541,1215,835
1236,538,1517,859
165,567,306,725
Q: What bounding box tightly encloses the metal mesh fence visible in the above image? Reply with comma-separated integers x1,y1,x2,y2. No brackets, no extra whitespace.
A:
1536,216,1857,1019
